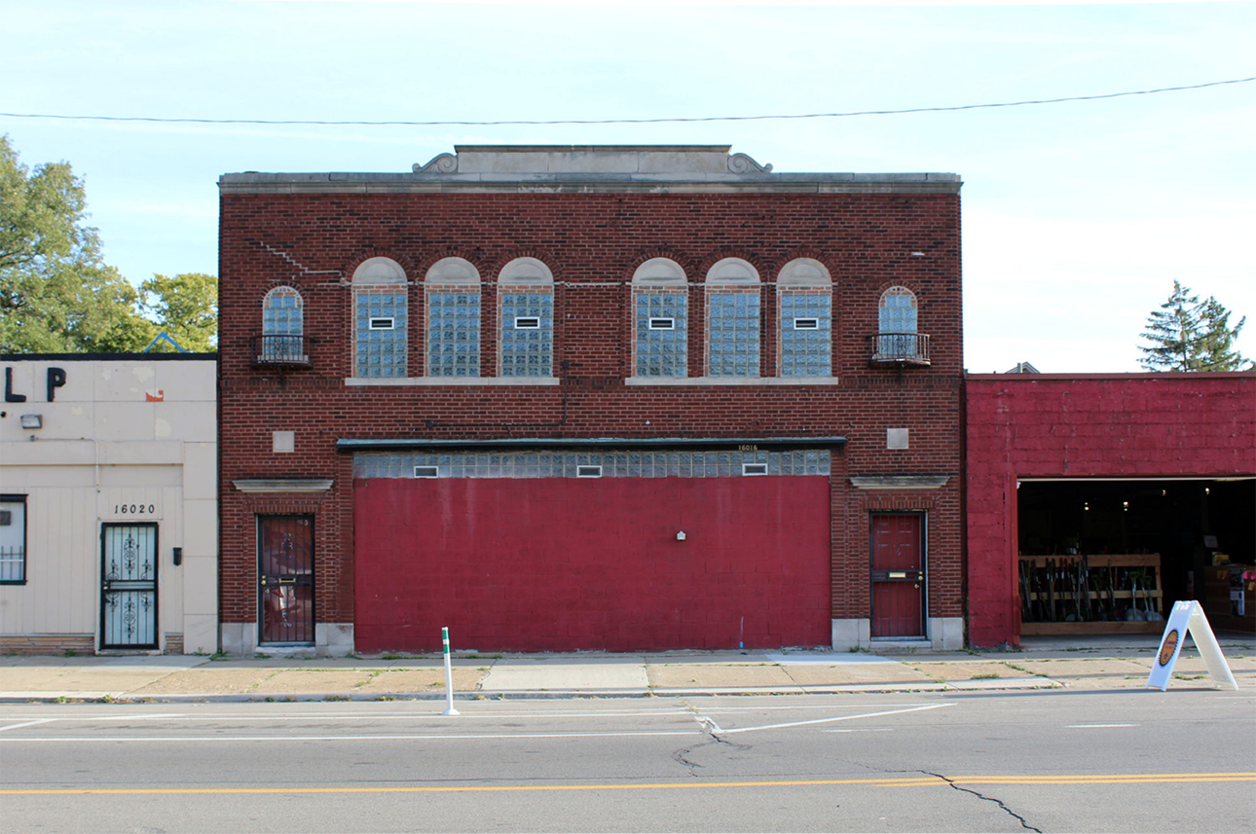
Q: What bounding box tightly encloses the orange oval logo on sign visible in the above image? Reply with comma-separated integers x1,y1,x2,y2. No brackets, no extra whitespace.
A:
1158,629,1180,667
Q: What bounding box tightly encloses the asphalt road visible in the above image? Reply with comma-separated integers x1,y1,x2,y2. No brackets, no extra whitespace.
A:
1,690,1253,833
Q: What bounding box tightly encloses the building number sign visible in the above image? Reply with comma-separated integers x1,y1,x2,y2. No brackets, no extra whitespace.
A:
114,503,157,515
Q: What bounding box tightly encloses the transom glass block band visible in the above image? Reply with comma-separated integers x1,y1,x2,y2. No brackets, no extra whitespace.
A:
635,292,687,378
500,290,554,377
427,290,481,377
707,290,760,377
355,449,831,479
780,292,832,377
355,290,408,378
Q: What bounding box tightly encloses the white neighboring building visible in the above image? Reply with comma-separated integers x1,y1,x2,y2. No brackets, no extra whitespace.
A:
0,354,217,654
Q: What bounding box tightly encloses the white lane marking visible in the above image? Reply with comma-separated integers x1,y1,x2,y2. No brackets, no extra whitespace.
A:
0,730,700,743
0,703,942,723
0,719,57,732
1066,724,1138,729
699,703,954,734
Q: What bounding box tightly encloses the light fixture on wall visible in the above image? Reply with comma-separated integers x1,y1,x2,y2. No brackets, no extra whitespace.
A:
19,414,41,429
676,531,687,541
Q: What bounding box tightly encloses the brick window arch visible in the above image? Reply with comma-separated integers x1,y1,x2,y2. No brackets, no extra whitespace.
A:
425,257,481,378
777,259,832,378
352,257,408,379
877,285,921,361
632,257,688,378
705,258,760,378
261,286,305,362
498,257,554,378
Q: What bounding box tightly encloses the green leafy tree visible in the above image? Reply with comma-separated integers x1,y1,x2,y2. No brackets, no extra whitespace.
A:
1139,280,1251,372
0,135,155,352
141,272,218,352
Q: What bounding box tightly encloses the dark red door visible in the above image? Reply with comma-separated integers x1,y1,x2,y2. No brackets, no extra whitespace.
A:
871,514,924,637
258,515,314,644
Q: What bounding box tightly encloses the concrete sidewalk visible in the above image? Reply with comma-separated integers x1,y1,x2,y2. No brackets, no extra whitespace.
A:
1,635,1252,702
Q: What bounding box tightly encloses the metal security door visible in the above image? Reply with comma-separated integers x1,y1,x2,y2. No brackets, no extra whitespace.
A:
871,514,925,638
101,523,159,649
259,516,314,644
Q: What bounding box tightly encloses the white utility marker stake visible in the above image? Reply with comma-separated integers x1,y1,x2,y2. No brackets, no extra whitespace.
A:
441,626,460,715
1146,600,1238,691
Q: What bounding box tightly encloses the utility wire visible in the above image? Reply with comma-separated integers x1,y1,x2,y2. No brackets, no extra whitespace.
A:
2,76,1252,127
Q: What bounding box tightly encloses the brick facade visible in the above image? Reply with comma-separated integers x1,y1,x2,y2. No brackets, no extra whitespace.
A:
218,146,965,654
965,372,1256,648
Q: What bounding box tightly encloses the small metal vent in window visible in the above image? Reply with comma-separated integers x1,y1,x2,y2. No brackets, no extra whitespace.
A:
742,463,768,476
514,316,541,329
793,317,820,330
576,465,603,478
369,317,396,330
413,465,440,478
648,317,676,331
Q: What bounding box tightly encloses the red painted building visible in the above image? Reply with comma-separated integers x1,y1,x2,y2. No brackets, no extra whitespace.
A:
966,372,1256,648
217,146,966,655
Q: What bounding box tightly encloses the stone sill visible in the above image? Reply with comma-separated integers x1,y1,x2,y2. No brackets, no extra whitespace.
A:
345,377,559,387
625,376,840,386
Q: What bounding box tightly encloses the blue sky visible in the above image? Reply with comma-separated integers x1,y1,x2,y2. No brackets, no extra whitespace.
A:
3,0,1253,371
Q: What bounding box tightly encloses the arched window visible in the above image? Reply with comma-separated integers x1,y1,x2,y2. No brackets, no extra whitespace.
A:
352,257,408,379
632,258,688,378
425,258,481,378
777,259,832,378
705,258,760,378
261,286,305,362
498,258,554,378
877,285,920,360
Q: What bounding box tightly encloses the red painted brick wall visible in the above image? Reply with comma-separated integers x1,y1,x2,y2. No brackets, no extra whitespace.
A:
965,373,1256,648
354,476,832,652
218,189,965,648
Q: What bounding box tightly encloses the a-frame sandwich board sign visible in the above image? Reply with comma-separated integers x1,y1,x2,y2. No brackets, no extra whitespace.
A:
1146,600,1238,691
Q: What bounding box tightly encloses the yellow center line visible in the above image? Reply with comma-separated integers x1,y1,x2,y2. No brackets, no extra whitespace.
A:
2,773,1252,796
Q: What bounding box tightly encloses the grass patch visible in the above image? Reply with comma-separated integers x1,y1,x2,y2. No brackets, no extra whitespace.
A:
971,672,1001,680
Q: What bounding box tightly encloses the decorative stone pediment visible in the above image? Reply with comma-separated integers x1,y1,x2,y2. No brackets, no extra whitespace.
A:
411,146,774,176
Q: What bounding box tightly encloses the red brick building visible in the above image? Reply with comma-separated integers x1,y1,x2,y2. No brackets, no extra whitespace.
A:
966,372,1256,648
217,145,965,655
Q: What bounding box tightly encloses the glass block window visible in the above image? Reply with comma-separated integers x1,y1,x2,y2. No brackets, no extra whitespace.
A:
427,290,481,377
500,290,553,377
879,286,918,334
707,291,760,377
635,291,688,377
261,287,303,361
355,290,408,378
780,292,832,377
355,449,830,480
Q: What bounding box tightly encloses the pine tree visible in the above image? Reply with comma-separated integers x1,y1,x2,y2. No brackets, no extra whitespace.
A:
1138,281,1252,372
1195,295,1251,371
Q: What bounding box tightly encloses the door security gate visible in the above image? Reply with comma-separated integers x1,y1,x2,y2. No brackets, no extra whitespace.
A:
258,515,315,644
101,523,159,649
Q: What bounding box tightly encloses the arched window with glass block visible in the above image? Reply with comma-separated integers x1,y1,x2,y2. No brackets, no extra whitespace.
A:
261,286,305,363
777,259,832,378
425,258,481,378
705,258,760,378
877,285,920,360
352,257,408,379
632,258,688,379
498,258,554,378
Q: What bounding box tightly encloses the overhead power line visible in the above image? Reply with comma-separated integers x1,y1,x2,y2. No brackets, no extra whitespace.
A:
2,76,1252,128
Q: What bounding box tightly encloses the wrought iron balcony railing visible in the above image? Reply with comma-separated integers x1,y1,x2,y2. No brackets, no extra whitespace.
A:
252,335,311,367
868,333,931,366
